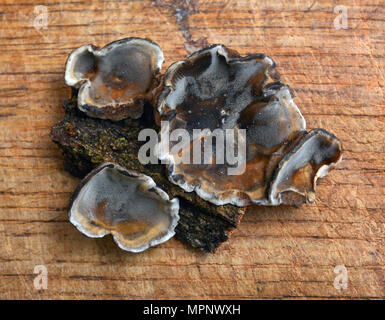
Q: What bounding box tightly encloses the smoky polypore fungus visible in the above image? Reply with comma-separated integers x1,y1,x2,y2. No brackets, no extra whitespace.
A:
69,162,179,252
65,37,164,121
155,44,342,206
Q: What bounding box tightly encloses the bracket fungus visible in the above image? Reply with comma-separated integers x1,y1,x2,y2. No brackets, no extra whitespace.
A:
155,44,342,207
53,39,344,253
65,38,164,121
69,162,179,252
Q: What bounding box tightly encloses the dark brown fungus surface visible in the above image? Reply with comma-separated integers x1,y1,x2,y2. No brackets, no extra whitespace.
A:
155,44,342,206
65,38,164,121
69,162,179,252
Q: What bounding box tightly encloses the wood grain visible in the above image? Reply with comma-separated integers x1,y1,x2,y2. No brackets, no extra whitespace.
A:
0,0,384,299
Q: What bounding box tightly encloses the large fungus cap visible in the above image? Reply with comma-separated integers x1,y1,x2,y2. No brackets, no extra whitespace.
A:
65,38,164,121
156,44,342,206
69,162,179,252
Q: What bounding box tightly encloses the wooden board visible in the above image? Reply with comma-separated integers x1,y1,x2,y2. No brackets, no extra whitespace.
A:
0,0,384,299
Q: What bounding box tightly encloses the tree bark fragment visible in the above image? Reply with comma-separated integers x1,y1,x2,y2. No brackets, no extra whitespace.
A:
50,98,245,253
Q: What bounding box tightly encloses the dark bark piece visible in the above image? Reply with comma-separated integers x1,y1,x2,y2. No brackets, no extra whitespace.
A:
51,98,244,253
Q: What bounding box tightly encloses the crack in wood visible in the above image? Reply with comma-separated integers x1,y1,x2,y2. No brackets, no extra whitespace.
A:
152,0,208,54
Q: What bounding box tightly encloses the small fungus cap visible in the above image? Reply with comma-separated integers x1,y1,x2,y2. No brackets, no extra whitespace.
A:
69,162,179,252
65,38,164,121
268,128,342,206
155,44,342,206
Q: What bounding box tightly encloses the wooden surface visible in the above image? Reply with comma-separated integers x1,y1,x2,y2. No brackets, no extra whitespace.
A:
0,0,384,299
